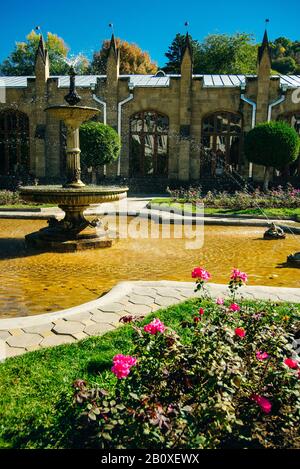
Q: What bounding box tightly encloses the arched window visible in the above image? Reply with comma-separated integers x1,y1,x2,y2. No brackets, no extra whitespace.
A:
277,112,300,176
0,110,30,175
201,112,242,176
130,111,169,177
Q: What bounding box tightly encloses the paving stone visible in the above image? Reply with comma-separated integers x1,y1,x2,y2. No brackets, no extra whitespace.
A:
84,322,115,337
72,332,89,341
154,288,185,299
91,311,120,324
132,287,157,298
118,297,132,306
150,304,161,312
9,329,23,337
0,330,11,340
175,288,195,298
52,320,84,335
7,333,43,349
41,334,75,348
22,323,54,334
5,346,25,358
98,302,124,313
123,304,152,315
40,330,55,338
155,296,180,307
26,345,42,352
129,295,156,305
63,312,91,323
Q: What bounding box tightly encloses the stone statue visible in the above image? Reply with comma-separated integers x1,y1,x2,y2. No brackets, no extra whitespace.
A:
287,252,300,266
264,222,286,240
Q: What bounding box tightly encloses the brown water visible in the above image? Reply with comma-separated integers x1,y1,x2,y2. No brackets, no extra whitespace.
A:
0,218,299,318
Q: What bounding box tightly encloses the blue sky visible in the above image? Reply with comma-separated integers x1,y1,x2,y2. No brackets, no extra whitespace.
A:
0,0,298,67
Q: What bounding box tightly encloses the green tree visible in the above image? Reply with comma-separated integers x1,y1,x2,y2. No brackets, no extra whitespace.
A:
91,38,157,75
271,57,296,74
164,33,201,73
244,121,300,190
163,32,257,74
198,33,257,74
79,122,121,182
0,30,90,76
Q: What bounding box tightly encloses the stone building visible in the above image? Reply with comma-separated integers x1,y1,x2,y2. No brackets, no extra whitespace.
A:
0,31,300,190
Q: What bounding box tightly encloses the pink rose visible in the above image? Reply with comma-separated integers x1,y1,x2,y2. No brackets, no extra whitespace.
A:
216,297,224,305
251,394,272,414
235,327,246,338
284,358,299,369
111,354,137,379
256,351,269,361
199,307,205,315
230,303,241,312
231,268,248,283
191,267,211,281
144,318,165,335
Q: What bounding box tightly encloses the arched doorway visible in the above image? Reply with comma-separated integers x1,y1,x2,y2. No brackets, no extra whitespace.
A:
201,111,242,177
130,111,169,177
277,112,300,176
0,110,30,175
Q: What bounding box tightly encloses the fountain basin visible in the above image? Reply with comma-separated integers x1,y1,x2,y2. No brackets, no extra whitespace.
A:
45,105,100,128
20,185,128,206
20,186,128,252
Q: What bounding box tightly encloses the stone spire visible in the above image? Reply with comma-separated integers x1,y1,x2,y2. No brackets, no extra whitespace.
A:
35,35,49,83
107,33,120,82
181,32,193,78
256,30,271,122
181,32,193,65
257,29,271,71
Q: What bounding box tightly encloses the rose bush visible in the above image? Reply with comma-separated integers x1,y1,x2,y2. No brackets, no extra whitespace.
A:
73,268,300,449
167,184,300,210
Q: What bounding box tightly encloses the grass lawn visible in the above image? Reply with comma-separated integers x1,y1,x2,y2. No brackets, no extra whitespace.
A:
0,298,299,449
149,198,300,220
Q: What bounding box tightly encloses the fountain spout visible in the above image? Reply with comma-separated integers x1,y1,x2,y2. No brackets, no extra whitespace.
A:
64,66,81,106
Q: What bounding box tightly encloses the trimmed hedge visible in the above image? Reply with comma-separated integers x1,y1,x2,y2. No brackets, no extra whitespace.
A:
79,122,121,168
244,121,300,169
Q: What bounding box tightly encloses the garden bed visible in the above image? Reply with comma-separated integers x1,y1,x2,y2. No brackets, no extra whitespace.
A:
0,296,299,449
149,199,300,220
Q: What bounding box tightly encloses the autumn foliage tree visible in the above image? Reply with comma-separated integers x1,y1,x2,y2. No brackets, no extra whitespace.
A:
91,38,157,75
0,30,90,76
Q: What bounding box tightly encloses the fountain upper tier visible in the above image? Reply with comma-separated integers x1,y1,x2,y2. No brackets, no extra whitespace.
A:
45,105,100,128
20,185,128,206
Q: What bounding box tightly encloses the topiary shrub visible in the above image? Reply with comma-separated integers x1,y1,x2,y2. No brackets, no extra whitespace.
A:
79,122,121,182
244,121,300,190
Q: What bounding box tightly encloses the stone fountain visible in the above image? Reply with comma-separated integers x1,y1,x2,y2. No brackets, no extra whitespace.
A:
20,67,128,252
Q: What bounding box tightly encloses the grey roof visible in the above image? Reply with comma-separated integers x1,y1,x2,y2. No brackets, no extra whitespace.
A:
57,75,104,88
0,76,34,88
279,75,300,88
1,74,300,89
198,74,249,87
128,75,170,87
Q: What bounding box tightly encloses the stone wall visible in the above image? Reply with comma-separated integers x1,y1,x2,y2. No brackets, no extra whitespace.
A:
1,35,300,187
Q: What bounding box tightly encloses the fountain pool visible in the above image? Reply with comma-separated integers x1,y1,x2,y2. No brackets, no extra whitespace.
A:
0,217,299,318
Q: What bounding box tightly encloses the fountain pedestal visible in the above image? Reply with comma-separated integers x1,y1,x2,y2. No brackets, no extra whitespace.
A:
21,186,127,252
20,66,128,252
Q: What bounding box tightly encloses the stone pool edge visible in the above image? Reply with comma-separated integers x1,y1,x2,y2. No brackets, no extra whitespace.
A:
1,280,300,359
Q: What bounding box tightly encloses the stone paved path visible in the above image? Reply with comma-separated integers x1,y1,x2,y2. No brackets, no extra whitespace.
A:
1,281,299,359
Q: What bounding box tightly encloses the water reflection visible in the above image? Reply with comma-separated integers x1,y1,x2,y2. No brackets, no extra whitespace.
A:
0,218,299,318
